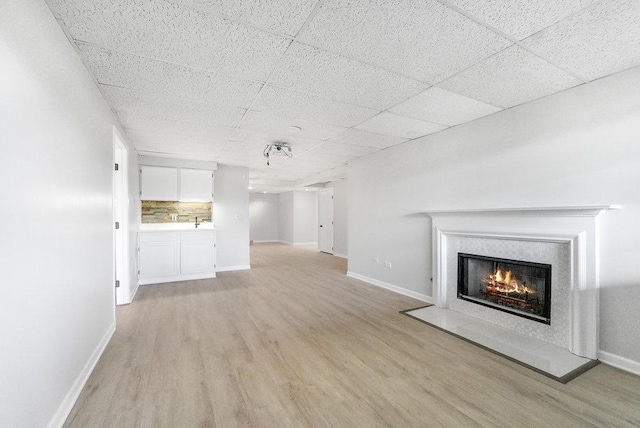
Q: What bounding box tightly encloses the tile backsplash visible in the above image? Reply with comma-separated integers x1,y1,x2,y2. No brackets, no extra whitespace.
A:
141,201,212,223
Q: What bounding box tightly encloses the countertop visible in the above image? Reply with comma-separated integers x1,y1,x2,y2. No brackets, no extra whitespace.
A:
139,223,216,231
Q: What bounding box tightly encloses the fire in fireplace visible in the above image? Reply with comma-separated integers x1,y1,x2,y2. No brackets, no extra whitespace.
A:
457,253,552,324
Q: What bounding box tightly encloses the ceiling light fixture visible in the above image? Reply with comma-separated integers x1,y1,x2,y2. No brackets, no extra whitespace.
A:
286,126,302,133
263,142,292,166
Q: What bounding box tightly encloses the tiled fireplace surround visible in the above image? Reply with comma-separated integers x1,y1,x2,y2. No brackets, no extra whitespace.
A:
427,206,618,360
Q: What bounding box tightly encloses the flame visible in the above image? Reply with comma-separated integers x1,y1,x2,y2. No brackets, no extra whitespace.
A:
483,268,535,295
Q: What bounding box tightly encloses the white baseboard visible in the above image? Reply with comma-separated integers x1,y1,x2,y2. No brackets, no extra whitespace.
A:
252,240,278,243
48,322,115,428
346,271,433,304
138,271,216,285
277,241,317,246
128,281,139,303
216,265,251,272
334,253,348,259
598,350,640,376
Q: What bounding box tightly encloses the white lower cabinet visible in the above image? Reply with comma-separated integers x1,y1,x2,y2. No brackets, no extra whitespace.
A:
138,230,216,285
180,231,216,274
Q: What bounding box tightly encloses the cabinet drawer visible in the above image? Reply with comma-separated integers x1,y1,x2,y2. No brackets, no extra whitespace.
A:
139,232,179,243
180,231,216,241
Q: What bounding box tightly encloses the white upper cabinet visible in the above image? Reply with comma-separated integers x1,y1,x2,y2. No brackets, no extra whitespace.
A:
140,166,178,201
140,166,214,201
179,168,213,201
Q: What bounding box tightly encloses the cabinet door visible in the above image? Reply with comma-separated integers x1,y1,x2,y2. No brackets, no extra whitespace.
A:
140,166,178,201
139,241,180,279
180,231,216,274
179,168,213,201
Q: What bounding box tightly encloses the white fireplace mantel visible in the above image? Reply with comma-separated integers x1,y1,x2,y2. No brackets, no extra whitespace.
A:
426,205,620,360
425,205,621,218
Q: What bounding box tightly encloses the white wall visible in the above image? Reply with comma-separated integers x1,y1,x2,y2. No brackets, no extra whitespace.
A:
0,0,126,425
278,192,294,244
327,180,348,257
348,66,640,366
293,191,318,244
278,191,318,244
214,165,250,270
250,193,279,242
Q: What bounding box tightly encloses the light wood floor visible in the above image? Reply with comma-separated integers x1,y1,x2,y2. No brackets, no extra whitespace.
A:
65,243,640,427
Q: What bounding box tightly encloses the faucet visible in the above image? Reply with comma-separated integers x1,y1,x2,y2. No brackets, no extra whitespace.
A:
195,216,200,229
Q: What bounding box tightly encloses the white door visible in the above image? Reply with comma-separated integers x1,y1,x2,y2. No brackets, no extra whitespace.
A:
318,188,334,254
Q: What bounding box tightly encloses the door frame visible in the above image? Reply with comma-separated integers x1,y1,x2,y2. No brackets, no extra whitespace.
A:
113,128,130,305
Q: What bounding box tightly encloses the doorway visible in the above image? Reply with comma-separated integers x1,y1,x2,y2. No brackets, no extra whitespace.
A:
318,188,334,254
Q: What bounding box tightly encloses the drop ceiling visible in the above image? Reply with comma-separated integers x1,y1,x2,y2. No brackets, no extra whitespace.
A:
45,0,640,193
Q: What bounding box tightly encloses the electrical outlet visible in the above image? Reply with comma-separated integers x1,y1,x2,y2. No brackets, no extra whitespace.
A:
372,257,379,264
385,261,392,268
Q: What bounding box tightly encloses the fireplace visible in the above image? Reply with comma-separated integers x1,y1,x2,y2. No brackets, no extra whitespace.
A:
427,206,618,359
457,253,552,324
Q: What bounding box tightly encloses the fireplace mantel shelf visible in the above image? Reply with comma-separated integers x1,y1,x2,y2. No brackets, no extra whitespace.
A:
425,205,621,218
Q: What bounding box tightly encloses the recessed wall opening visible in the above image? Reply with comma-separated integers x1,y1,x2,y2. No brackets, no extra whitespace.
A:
457,253,552,324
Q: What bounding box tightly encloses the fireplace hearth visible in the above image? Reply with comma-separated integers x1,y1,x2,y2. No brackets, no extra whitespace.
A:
457,253,552,324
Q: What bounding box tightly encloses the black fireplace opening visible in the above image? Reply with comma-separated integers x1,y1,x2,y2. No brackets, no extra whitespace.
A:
457,253,552,324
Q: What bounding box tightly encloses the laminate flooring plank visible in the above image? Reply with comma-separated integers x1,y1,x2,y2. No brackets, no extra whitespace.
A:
64,243,640,428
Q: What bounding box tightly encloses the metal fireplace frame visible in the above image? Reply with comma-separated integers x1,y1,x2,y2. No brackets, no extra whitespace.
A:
457,252,552,324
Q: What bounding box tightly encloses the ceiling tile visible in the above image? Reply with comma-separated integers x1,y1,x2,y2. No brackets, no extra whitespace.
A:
126,129,223,157
296,151,355,163
207,140,259,154
268,43,427,110
117,112,237,140
47,0,290,81
309,142,377,157
449,0,596,41
126,128,222,146
298,0,512,83
169,0,318,36
101,86,246,127
389,87,502,126
77,43,262,108
439,45,583,108
239,110,346,141
252,85,379,127
521,0,640,81
231,129,322,154
355,112,447,139
328,128,407,149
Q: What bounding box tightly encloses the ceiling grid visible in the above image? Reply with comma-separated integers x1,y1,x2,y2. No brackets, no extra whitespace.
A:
44,0,640,192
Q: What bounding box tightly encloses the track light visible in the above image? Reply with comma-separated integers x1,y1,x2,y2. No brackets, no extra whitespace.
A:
263,142,293,166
